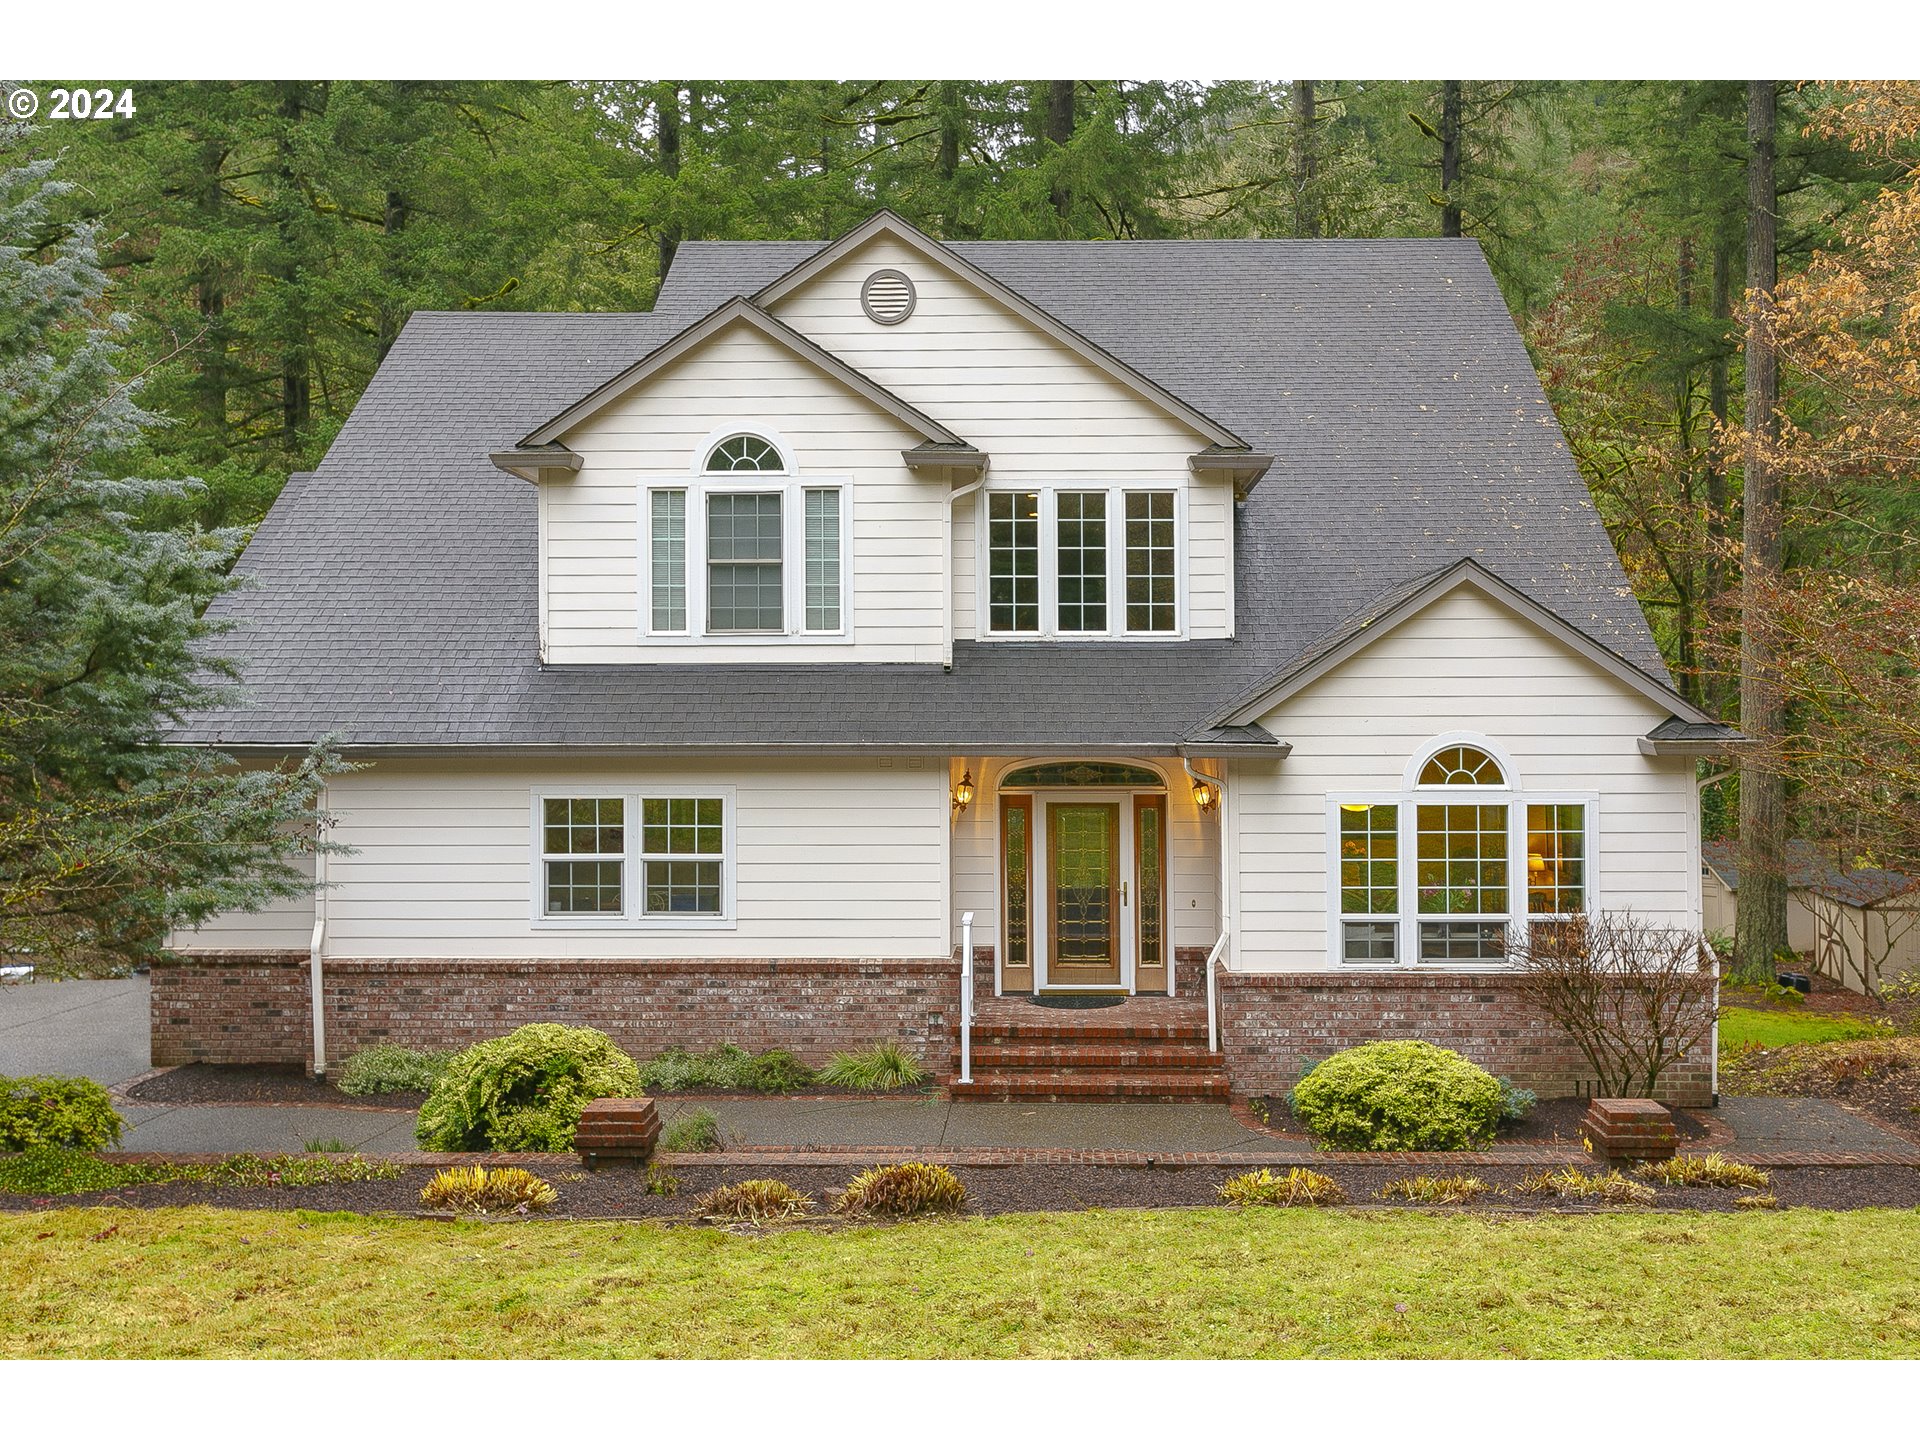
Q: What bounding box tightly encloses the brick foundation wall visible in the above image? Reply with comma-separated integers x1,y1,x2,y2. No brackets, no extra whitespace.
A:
153,951,961,1078
1216,971,1714,1107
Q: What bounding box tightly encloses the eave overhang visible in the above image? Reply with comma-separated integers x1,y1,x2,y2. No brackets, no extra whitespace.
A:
489,443,583,484
901,442,989,478
1188,446,1277,500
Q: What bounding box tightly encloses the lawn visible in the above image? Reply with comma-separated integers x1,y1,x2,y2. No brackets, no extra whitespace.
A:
4,1206,1918,1358
1719,1006,1888,1052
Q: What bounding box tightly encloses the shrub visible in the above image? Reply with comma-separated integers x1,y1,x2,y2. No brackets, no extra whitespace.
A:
644,1163,680,1197
336,1045,453,1095
0,1148,170,1195
419,1164,557,1214
196,1154,401,1187
1495,1077,1537,1127
1516,1166,1656,1205
833,1162,966,1217
1635,1153,1771,1190
1218,1166,1348,1207
818,1041,928,1091
415,1023,642,1153
637,1044,816,1094
1376,1173,1492,1205
0,1147,400,1195
1287,1041,1503,1151
661,1109,722,1153
0,1074,123,1151
695,1178,814,1221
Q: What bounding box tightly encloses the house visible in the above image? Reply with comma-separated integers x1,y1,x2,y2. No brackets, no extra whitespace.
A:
1702,840,1920,995
157,211,1740,1104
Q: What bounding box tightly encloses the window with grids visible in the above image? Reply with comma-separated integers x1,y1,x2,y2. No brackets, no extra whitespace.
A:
641,797,725,916
1338,803,1400,962
1415,802,1509,962
706,493,783,632
987,491,1040,633
650,490,687,632
706,434,784,472
542,798,624,915
1527,803,1587,917
1056,491,1108,632
803,488,841,632
1124,491,1177,632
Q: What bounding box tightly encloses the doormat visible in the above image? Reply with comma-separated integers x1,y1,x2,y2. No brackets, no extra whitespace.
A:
1030,993,1126,1009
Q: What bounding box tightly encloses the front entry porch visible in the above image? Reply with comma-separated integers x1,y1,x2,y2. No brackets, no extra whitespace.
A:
949,993,1227,1102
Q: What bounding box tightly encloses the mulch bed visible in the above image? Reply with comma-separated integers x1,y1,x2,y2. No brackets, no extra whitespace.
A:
125,1064,421,1109
7,1158,1918,1219
1246,1094,1710,1146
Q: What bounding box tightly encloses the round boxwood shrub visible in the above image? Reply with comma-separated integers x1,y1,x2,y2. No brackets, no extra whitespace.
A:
1287,1041,1503,1152
1,1074,123,1151
415,1024,642,1153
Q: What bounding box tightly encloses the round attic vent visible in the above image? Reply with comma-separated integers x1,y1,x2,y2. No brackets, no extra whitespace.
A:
860,268,916,325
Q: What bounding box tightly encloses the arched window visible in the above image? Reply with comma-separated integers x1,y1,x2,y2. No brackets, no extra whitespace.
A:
999,762,1165,790
1418,744,1505,787
705,434,785,472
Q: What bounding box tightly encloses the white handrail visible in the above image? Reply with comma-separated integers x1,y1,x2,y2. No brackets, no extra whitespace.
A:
958,911,975,1085
1205,931,1229,1053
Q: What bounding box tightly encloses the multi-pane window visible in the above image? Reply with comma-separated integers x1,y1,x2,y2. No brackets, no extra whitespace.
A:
1124,491,1177,633
641,797,725,916
987,491,1041,634
803,488,841,632
706,434,783,472
1055,491,1108,633
542,798,624,915
1419,745,1506,787
1338,803,1399,962
706,493,784,632
1527,803,1587,916
1415,802,1509,962
650,490,687,632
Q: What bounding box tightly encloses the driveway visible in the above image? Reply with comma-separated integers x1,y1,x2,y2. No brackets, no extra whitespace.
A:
0,975,151,1085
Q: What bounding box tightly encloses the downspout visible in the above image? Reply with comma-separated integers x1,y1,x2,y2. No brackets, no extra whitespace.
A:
308,790,328,1079
944,472,987,673
1697,767,1734,1104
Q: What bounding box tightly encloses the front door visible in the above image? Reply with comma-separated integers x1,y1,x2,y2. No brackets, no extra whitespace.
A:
1047,802,1123,986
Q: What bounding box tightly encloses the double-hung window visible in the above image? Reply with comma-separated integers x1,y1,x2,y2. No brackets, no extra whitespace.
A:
644,434,846,640
1332,741,1593,967
983,486,1181,638
535,789,734,925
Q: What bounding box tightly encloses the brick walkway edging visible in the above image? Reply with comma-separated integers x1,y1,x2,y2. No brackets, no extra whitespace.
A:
107,1145,1920,1171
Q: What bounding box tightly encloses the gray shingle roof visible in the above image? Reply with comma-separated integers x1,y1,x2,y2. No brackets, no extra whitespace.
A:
172,231,1668,752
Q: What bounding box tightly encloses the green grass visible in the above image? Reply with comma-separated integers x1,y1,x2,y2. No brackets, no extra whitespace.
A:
3,1206,1918,1357
1719,1006,1888,1052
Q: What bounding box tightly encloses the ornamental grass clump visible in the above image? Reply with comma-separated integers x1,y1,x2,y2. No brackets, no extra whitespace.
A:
1218,1167,1348,1207
818,1041,928,1091
336,1045,453,1095
661,1109,722,1154
415,1023,642,1153
1516,1166,1656,1205
1287,1041,1503,1151
833,1162,966,1217
419,1164,558,1214
1,1074,123,1151
1375,1173,1493,1205
695,1178,815,1222
1635,1153,1771,1190
637,1044,815,1093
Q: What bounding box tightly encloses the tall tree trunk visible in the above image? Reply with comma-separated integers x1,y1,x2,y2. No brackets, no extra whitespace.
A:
1440,80,1463,237
1737,79,1789,980
1292,80,1320,238
1044,80,1076,221
655,83,683,279
376,188,408,362
190,138,230,449
274,82,310,457
1673,235,1703,709
1705,224,1735,715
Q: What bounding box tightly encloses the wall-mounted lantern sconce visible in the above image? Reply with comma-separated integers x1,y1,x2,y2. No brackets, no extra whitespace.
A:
1191,777,1219,813
952,769,975,816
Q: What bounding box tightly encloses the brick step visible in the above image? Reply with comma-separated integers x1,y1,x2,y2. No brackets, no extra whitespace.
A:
964,1043,1224,1071
968,1020,1210,1044
948,1069,1231,1102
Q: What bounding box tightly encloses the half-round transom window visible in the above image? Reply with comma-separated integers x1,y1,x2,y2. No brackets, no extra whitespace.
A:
705,434,784,472
1418,745,1506,787
1000,762,1164,789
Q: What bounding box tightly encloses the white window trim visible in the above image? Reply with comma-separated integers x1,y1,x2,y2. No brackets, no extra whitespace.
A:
974,483,1188,641
639,473,853,645
1324,787,1602,971
528,786,738,931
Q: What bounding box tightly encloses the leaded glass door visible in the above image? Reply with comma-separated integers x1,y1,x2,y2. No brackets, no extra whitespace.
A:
1047,802,1122,986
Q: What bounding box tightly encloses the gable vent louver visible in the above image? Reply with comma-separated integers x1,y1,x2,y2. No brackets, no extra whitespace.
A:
860,268,916,325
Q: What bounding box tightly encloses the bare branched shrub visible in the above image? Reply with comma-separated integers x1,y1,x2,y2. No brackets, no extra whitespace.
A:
1505,912,1716,1098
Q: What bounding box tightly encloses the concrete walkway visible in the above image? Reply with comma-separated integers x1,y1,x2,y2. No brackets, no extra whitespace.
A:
113,1103,424,1154
0,975,151,1085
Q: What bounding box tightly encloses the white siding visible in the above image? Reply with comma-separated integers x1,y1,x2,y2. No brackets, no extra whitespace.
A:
171,848,315,951
546,324,946,664
288,756,948,961
769,236,1236,640
949,756,1221,956
1230,586,1698,971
